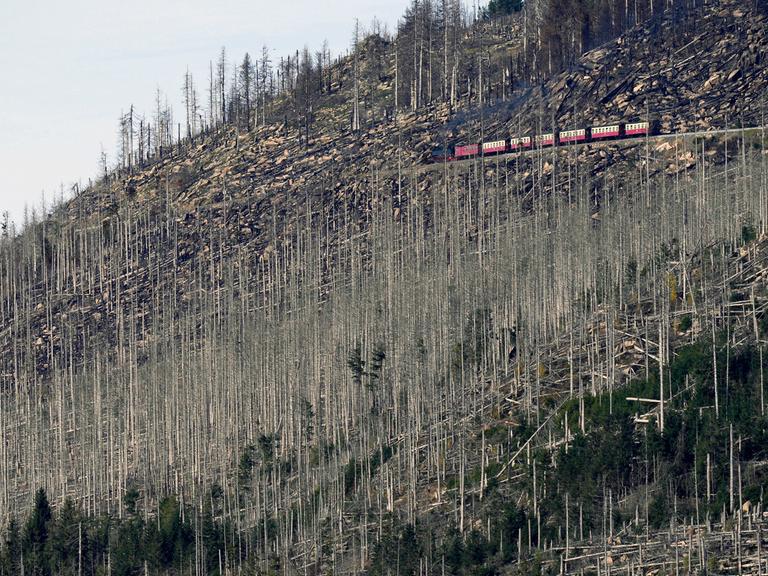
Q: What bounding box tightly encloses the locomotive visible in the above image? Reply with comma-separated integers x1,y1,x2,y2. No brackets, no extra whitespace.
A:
430,120,656,162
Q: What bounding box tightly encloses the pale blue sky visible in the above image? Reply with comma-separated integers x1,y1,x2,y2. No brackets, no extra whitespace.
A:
0,0,412,224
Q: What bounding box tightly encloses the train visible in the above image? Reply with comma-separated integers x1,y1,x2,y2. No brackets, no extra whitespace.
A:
430,120,657,162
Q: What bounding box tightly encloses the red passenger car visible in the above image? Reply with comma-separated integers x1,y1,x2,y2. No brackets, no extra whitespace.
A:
625,121,650,136
559,128,587,143
591,124,621,139
509,137,532,150
482,139,508,155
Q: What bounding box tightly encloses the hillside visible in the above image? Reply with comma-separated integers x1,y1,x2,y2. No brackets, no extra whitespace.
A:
475,0,768,141
7,0,766,381
1,0,768,575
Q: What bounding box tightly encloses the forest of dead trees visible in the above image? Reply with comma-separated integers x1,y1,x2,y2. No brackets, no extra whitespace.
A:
1,0,768,574
0,126,766,574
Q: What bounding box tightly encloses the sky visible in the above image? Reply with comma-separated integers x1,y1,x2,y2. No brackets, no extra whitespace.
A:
0,0,412,225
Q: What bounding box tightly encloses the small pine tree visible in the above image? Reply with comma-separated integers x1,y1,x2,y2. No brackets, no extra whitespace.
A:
157,496,193,567
348,345,366,386
369,343,386,385
201,500,224,576
123,487,140,516
24,488,52,576
48,498,80,575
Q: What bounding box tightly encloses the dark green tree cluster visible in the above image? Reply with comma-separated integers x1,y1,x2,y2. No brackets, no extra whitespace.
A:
484,0,524,18
538,337,768,535
363,336,768,576
369,501,533,576
348,342,387,390
0,488,230,576
369,520,423,575
440,528,501,576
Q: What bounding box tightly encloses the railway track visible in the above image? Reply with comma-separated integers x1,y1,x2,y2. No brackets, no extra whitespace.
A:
382,124,767,178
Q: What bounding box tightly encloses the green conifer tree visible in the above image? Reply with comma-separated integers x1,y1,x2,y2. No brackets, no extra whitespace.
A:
24,488,52,576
